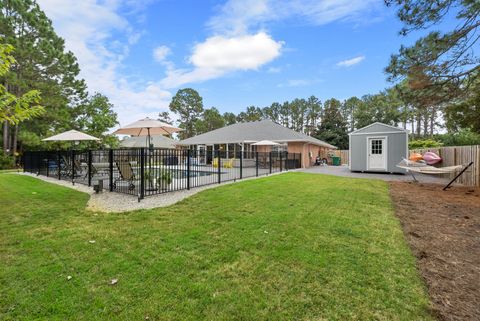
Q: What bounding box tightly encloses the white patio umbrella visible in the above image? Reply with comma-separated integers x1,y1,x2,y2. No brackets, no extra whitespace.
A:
42,130,100,183
251,140,280,146
42,129,100,142
113,117,182,148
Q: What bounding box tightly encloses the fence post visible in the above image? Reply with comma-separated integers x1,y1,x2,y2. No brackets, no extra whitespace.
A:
71,149,75,185
269,152,272,174
88,150,92,187
255,152,259,177
109,149,113,192
140,148,145,200
57,152,61,180
217,151,221,184
280,152,283,172
240,150,243,179
187,149,191,190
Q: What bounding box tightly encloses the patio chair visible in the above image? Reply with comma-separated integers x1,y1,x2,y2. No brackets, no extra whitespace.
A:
113,161,136,191
212,158,219,168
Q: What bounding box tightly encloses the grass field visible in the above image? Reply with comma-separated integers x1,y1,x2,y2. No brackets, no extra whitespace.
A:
0,172,433,320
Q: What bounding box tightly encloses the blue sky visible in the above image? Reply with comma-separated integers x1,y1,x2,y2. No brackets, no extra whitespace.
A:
37,0,444,126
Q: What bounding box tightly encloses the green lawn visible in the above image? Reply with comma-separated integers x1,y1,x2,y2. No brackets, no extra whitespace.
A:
0,172,433,320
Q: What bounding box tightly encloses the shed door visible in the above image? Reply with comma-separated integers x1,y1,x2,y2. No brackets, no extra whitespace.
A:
368,138,386,170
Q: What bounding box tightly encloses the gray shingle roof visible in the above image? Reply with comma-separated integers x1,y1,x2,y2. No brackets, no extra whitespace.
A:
120,135,177,148
178,119,336,149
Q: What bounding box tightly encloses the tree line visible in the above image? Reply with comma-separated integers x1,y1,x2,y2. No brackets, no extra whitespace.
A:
166,0,480,149
0,0,119,162
1,0,479,164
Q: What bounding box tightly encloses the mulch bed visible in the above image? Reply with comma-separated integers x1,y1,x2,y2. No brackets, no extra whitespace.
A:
389,182,480,321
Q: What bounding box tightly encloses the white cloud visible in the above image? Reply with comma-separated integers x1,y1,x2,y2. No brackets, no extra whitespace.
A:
153,45,171,62
208,0,380,35
336,55,365,67
36,0,378,126
161,32,283,88
37,0,171,126
278,79,310,87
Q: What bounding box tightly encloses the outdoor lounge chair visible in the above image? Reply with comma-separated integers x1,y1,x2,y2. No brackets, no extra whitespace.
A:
113,161,136,191
91,162,110,176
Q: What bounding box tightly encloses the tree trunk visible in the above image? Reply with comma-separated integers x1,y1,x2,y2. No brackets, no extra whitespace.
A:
430,107,436,136
3,121,9,154
416,112,422,137
423,111,429,137
12,125,18,155
410,113,415,135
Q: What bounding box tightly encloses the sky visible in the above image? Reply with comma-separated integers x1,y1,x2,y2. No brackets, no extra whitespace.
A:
36,0,437,127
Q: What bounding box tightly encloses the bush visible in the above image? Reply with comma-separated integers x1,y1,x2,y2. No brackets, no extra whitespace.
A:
0,151,16,169
408,139,443,149
436,129,480,146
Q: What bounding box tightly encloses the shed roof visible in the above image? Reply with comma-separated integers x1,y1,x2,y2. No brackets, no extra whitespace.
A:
178,119,336,149
349,122,408,135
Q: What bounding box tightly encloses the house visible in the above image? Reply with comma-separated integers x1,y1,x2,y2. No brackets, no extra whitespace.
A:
178,119,336,168
349,122,408,173
120,135,177,149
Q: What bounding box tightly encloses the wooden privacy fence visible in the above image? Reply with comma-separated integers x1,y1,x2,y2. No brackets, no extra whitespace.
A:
333,145,480,187
410,145,479,187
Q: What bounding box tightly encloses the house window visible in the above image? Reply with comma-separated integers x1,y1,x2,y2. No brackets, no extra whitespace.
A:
272,143,287,152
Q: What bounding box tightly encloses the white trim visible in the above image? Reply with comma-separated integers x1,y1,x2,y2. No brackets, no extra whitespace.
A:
349,122,409,135
350,131,407,136
366,136,388,171
348,134,351,170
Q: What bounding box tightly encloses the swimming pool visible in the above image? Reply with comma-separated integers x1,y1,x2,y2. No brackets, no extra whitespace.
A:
171,169,216,179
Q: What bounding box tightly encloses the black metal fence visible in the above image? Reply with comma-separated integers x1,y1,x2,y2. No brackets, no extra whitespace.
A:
23,148,302,200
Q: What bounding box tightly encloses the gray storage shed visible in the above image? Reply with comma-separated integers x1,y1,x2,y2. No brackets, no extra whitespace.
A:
349,122,408,173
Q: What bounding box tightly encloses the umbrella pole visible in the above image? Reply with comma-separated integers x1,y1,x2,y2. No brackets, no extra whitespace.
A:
145,127,157,191
148,128,152,171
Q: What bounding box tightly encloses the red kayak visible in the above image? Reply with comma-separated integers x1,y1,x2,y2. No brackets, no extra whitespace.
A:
423,151,442,165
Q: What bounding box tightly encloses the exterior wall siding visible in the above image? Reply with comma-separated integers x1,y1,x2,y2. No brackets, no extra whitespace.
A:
287,142,323,168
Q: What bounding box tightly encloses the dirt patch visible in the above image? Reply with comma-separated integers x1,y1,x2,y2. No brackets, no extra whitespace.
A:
390,182,480,321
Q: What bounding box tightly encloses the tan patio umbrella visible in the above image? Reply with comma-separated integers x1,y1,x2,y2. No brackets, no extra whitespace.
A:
42,129,100,142
113,117,182,148
251,140,280,146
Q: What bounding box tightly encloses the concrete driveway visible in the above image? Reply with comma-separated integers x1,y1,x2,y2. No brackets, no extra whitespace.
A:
301,165,451,185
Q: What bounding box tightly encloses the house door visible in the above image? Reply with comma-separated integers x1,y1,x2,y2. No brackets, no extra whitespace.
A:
368,137,386,170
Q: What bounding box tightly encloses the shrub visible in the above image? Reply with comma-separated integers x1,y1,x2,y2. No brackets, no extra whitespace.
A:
0,151,16,169
408,139,443,149
436,129,480,146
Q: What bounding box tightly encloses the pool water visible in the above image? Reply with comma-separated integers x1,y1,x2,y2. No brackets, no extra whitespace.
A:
172,170,216,179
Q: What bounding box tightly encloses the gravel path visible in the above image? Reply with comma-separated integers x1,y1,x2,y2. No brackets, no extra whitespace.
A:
17,171,289,213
